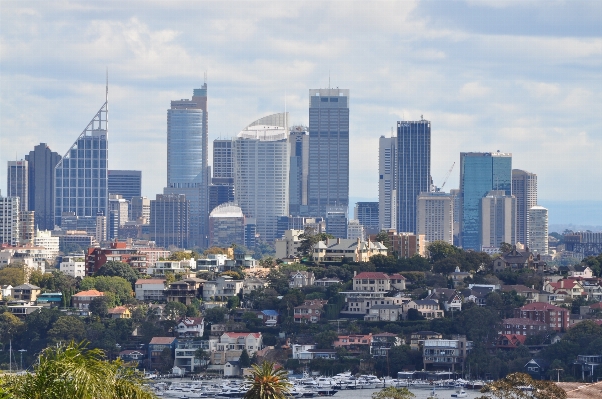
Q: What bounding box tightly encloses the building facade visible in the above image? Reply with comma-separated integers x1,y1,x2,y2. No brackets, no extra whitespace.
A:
397,119,431,234
208,202,246,248
26,143,62,230
107,170,141,201
459,152,512,251
355,202,379,234
289,125,309,216
379,135,397,231
7,160,29,212
416,192,453,245
0,196,20,246
528,205,548,255
308,89,349,217
150,194,189,249
512,169,537,247
325,205,348,239
480,190,516,251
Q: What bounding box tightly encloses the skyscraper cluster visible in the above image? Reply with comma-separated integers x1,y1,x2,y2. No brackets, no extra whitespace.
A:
2,80,549,256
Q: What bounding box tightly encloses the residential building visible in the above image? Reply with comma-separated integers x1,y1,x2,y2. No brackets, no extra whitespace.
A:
275,229,303,259
341,293,410,317
202,276,243,301
0,195,20,246
242,277,268,296
213,332,262,357
365,304,402,321
460,152,512,251
108,306,131,319
19,211,35,244
12,283,41,302
294,299,328,323
448,266,472,288
492,247,545,273
409,331,443,350
197,254,229,272
165,86,209,247
480,190,516,251
7,160,29,212
289,125,309,216
25,143,61,230
308,88,349,217
568,266,593,278
175,317,205,338
379,134,397,231
289,271,314,288
397,119,431,234
72,289,104,311
148,337,178,370
150,194,189,249
8,304,42,319
130,196,150,223
528,205,548,255
347,219,365,241
174,340,208,373
426,288,463,312
371,333,403,356
134,278,166,301
543,279,584,299
355,202,379,235
208,202,246,248
381,230,426,258
352,272,406,292
165,278,204,305
33,230,60,262
313,277,341,287
86,241,148,275
404,299,444,319
501,284,540,304
416,191,453,245
36,292,63,308
495,334,527,350
53,94,108,227
325,205,348,238
512,169,537,247
423,335,471,372
312,238,388,263
260,310,279,326
514,302,570,332
501,318,548,336
334,334,373,350
234,113,290,242
291,344,318,359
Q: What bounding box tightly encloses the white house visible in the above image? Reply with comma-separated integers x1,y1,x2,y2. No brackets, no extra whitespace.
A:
60,257,87,278
196,254,229,272
175,317,205,338
202,276,244,301
147,259,196,276
134,278,166,301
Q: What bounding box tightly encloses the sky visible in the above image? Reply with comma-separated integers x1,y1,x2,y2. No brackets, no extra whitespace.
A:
1,0,601,226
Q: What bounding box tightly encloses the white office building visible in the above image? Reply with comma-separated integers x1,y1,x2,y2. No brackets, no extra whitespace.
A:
416,192,453,245
0,196,20,246
233,113,290,242
33,230,60,262
528,205,548,255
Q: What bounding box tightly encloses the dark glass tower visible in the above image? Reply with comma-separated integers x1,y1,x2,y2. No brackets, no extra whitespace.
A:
396,120,431,234
108,170,141,201
26,143,61,230
460,152,512,251
308,89,349,217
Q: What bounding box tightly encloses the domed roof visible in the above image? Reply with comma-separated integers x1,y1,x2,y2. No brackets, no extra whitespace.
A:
209,202,244,218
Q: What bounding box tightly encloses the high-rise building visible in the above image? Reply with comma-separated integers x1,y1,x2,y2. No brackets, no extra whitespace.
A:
528,205,548,255
150,194,189,249
325,205,348,239
60,211,106,243
108,170,141,201
208,202,246,248
53,94,108,227
347,219,365,241
19,210,35,244
26,143,61,230
459,152,512,251
209,138,235,213
308,89,349,217
233,113,290,242
512,169,537,247
0,195,20,246
7,160,29,212
355,202,379,235
165,86,208,247
378,135,397,231
480,190,516,251
289,125,309,216
108,194,129,240
416,192,453,245
397,119,431,234
131,196,150,223
208,185,235,216
450,189,461,246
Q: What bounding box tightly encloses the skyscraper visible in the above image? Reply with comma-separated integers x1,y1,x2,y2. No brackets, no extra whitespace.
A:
108,170,142,201
233,113,290,242
7,160,29,212
289,125,309,216
150,194,189,249
512,169,537,246
131,196,150,223
355,202,379,234
379,135,397,231
26,143,61,230
54,93,108,227
480,190,516,251
459,152,512,251
209,139,235,213
397,119,431,234
325,205,348,239
308,89,349,217
165,86,208,247
0,195,20,246
528,205,548,255
416,192,453,245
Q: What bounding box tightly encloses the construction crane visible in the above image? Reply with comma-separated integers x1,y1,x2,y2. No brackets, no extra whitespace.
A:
440,162,455,190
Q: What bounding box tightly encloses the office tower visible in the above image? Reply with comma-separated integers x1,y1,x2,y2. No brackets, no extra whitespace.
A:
289,125,309,216
54,93,108,227
108,194,129,240
165,86,208,247
26,143,62,230
512,169,537,246
208,185,235,216
131,196,150,222
325,205,347,239
308,89,349,216
0,195,20,246
60,211,107,243
416,192,453,245
480,190,516,251
244,218,257,249
347,219,365,241
450,189,461,245
397,119,431,234
459,152,512,251
208,202,246,248
33,230,60,262
19,211,35,244
150,194,189,249
355,202,379,234
212,139,234,182
7,160,29,212
108,170,141,201
95,214,107,243
233,113,290,242
528,205,548,255
379,135,397,231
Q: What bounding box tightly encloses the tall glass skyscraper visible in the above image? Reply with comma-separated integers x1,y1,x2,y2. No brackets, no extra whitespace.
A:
54,97,108,228
26,143,61,230
165,85,208,247
289,125,309,217
396,119,431,234
379,135,397,231
460,152,512,251
512,169,537,246
308,89,349,217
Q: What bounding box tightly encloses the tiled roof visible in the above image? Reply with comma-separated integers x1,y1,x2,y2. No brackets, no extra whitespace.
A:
388,274,406,280
224,332,261,338
108,306,128,314
354,272,390,279
13,283,41,290
502,284,538,293
135,279,166,285
73,290,104,297
149,337,176,345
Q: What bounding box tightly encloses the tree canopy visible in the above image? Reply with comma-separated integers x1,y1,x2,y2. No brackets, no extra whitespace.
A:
95,261,140,286
244,361,291,399
477,372,566,399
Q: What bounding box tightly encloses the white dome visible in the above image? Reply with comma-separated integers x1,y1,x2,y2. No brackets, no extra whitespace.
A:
210,202,244,218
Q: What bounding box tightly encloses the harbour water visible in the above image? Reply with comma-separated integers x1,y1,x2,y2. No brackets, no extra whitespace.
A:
327,387,484,399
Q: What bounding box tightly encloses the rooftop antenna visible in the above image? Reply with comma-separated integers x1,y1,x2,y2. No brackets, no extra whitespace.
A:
329,70,330,89
105,67,108,103
204,70,207,85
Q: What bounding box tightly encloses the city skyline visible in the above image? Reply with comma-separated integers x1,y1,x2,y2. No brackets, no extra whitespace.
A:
1,1,601,226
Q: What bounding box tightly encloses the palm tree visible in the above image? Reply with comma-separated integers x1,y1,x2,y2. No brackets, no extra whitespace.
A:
2,341,156,399
244,361,291,399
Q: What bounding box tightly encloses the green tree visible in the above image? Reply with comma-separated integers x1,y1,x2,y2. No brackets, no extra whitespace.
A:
170,251,198,261
186,304,201,317
204,307,228,323
296,227,334,258
47,316,87,345
372,386,415,399
164,301,187,320
477,372,566,399
89,296,112,318
244,361,291,399
227,296,241,309
0,265,26,286
374,231,392,253
315,330,337,349
195,348,209,370
426,241,459,263
80,276,133,305
499,242,513,254
240,349,251,368
3,341,156,399
0,311,23,348
95,261,140,286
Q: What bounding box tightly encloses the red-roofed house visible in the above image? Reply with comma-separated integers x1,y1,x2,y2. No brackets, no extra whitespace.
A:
496,334,527,349
543,279,585,299
108,306,131,319
334,333,373,350
210,332,263,375
353,272,406,292
514,302,570,332
176,317,205,338
72,290,104,311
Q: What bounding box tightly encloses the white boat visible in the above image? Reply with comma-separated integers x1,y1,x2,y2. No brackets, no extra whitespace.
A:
451,389,467,398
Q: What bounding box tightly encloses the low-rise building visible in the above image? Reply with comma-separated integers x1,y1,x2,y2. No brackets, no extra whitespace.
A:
242,277,268,296
371,333,403,357
165,278,204,305
425,288,463,312
36,292,62,308
409,331,443,350
59,257,87,278
365,304,402,321
423,335,471,372
147,259,196,276
12,283,41,303
134,278,166,302
404,299,443,319
501,318,548,336
289,271,314,288
275,229,303,259
341,292,410,317
148,337,177,370
174,340,208,372
196,254,229,272
352,272,406,292
543,279,585,299
294,299,328,323
334,334,373,350
514,302,570,332
313,277,341,287
72,289,104,311
312,238,387,263
202,276,243,302
448,266,471,288
176,317,205,338
8,303,42,318
108,306,131,319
